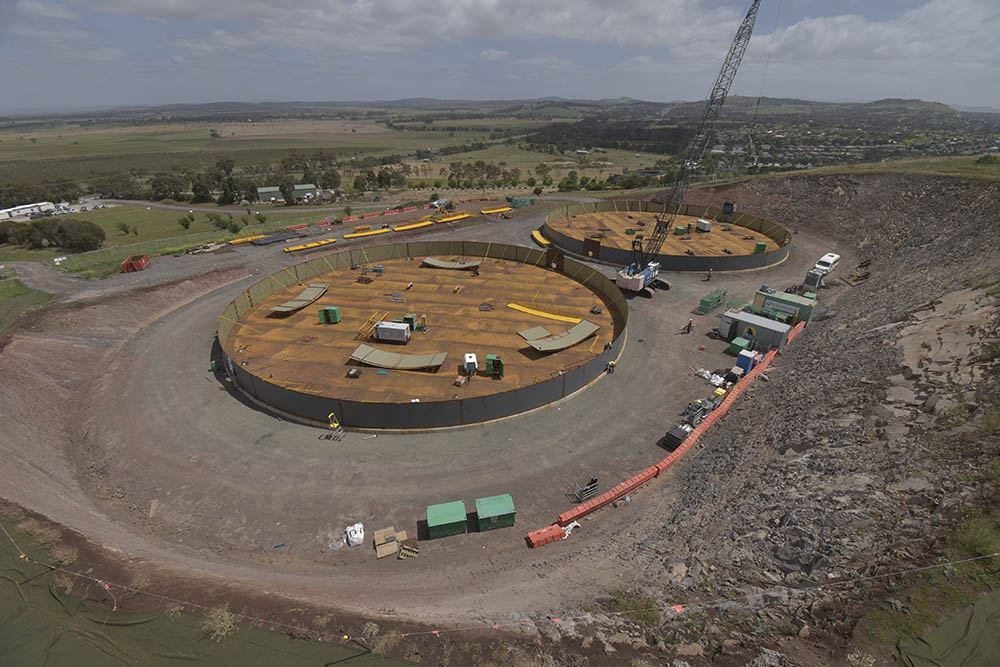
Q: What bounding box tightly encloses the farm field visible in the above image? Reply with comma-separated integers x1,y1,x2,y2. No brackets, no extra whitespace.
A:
0,119,491,184
403,144,667,181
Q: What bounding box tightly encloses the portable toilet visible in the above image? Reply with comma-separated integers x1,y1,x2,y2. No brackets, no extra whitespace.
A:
485,354,503,378
464,353,478,375
319,306,341,324
426,500,467,539
722,201,735,214
475,494,516,532
736,349,756,372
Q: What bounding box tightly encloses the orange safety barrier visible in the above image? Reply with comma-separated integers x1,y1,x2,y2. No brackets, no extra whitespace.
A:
786,320,806,343
526,524,565,548
422,204,432,209
286,224,309,231
383,209,400,215
401,206,417,212
362,212,380,219
341,215,359,223
315,220,331,227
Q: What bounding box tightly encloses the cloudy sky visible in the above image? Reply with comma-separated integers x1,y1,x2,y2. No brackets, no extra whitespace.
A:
1,0,998,114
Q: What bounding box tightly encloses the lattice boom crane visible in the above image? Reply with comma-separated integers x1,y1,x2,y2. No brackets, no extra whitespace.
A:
616,0,762,292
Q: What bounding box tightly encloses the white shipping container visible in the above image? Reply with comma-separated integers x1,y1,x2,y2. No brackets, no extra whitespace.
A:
696,218,712,232
374,321,411,343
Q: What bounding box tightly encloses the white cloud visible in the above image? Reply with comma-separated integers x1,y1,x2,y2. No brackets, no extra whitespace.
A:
17,0,79,21
480,49,509,61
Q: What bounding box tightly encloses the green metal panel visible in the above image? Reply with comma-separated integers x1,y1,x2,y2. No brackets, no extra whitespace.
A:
728,337,750,355
427,500,467,538
475,494,515,531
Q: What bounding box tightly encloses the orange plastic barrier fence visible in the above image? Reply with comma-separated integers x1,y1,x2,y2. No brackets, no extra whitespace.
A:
383,209,400,215
401,206,417,212
341,215,359,223
286,224,309,231
422,204,432,209
362,212,380,219
526,525,565,548
315,220,331,227
786,321,806,344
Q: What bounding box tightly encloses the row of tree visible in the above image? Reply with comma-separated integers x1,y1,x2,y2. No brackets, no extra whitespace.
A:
0,218,105,252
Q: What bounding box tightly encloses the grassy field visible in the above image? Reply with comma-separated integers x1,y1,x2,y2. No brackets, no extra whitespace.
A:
0,205,338,277
0,276,52,334
0,119,491,184
402,144,667,182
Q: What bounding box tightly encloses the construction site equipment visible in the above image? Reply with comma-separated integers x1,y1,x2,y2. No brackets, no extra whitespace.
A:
682,398,716,427
373,321,411,343
754,241,767,254
481,206,512,215
737,349,757,372
696,218,713,232
121,254,150,273
722,201,735,214
485,354,504,378
526,524,565,548
421,257,482,270
523,320,600,353
344,228,391,239
674,225,687,235
319,306,342,324
270,283,329,314
349,344,447,371
697,288,728,314
374,527,409,559
530,229,552,247
398,540,419,559
511,197,536,208
464,353,478,375
392,220,433,232
345,523,364,547
356,310,388,340
475,494,516,531
803,268,826,290
403,312,419,330
614,261,660,292
517,325,552,341
727,336,751,355
752,289,817,325
284,238,337,253
618,0,761,290
663,423,693,450
435,212,473,224
427,501,467,539
507,303,580,324
572,477,599,503
719,309,792,352
228,234,267,245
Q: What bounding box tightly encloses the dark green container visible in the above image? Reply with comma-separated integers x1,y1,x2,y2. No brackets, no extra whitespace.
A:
319,306,341,324
210,360,218,371
427,501,467,539
475,494,515,531
754,242,767,254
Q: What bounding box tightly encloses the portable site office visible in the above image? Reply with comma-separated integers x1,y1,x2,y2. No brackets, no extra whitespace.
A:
719,310,791,352
751,290,817,325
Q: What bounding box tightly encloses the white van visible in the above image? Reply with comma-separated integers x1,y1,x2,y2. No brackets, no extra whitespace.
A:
814,253,840,274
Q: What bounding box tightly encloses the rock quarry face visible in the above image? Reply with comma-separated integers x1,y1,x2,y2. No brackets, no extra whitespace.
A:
639,173,1000,626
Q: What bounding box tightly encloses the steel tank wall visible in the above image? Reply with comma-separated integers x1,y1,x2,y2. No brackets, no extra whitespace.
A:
218,240,628,429
542,200,790,272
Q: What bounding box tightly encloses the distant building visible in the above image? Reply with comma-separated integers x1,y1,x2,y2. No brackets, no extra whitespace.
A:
294,184,318,199
0,202,55,219
256,186,281,202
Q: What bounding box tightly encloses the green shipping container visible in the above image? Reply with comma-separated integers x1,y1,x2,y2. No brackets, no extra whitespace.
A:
754,242,767,254
475,494,516,531
511,197,536,208
674,226,687,235
426,500,467,539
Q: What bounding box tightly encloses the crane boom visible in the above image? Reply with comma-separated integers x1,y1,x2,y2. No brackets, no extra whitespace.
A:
619,0,762,289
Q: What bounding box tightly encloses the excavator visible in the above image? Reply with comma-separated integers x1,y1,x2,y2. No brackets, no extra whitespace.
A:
616,0,762,292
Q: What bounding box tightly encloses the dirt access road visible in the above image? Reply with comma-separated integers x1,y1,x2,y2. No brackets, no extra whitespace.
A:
0,196,838,628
